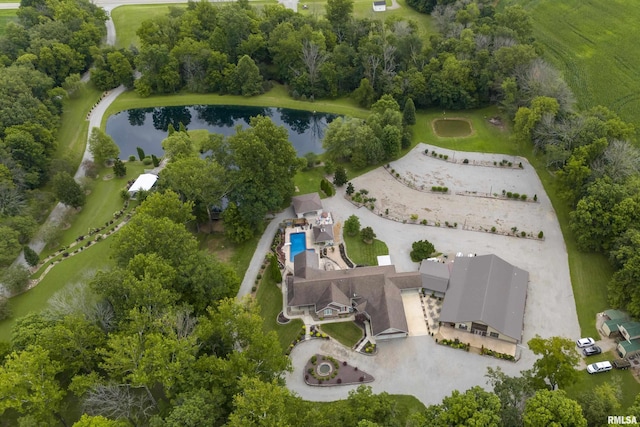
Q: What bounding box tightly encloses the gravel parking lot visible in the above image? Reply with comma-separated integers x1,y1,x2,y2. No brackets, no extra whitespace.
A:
285,143,581,405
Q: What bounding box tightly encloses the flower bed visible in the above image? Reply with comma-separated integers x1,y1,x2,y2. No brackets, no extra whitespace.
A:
304,354,374,386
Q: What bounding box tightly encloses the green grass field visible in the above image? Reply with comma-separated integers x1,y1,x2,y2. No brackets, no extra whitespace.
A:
0,10,16,35
294,166,330,197
512,0,640,132
111,4,182,49
565,349,640,409
320,321,363,348
343,234,389,266
256,273,304,352
55,163,144,249
198,232,261,281
0,239,114,342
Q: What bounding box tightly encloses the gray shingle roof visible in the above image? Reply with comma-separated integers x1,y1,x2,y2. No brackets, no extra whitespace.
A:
288,262,420,336
313,226,334,243
439,254,528,342
419,261,451,293
291,193,322,216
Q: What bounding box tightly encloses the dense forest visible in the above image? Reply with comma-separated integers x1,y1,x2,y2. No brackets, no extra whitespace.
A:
0,0,107,272
1,0,640,424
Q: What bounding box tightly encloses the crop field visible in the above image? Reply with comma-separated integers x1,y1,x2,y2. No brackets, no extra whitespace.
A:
513,0,640,131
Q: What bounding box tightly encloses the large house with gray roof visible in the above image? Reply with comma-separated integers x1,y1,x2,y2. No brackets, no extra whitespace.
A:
287,251,421,340
439,254,529,343
286,252,529,343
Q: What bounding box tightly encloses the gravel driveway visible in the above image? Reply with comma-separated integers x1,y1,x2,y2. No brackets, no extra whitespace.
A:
286,143,580,405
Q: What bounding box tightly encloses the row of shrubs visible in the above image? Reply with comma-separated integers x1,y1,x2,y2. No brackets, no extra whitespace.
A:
431,186,449,193
436,338,470,351
320,178,335,197
501,190,533,201
481,347,516,361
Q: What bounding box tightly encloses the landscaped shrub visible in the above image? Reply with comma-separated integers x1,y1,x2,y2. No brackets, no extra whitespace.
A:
337,378,342,384
491,226,496,233
443,187,448,192
520,194,527,201
142,157,152,166
346,182,355,196
251,286,256,292
136,147,146,161
506,192,513,198
128,155,136,162
432,152,437,157
463,158,469,164
444,155,448,160
519,162,523,168
359,377,364,382
151,154,160,167
508,162,512,167
513,193,520,199
424,149,429,154
410,214,418,222
421,219,427,225
311,355,317,365
521,231,526,237
438,154,443,159
538,231,544,239
533,194,538,202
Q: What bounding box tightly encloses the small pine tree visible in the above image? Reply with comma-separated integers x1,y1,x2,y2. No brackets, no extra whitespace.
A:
113,158,127,177
23,246,39,267
167,123,176,135
403,98,416,125
333,167,348,187
346,182,355,196
136,146,145,161
151,154,160,167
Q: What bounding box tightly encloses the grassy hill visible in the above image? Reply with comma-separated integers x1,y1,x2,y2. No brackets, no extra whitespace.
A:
511,0,640,131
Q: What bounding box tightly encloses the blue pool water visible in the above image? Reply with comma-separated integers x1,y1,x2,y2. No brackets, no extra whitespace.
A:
290,233,307,261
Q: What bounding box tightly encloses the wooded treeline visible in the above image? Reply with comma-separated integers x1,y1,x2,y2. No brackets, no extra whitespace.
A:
0,0,107,269
92,0,539,112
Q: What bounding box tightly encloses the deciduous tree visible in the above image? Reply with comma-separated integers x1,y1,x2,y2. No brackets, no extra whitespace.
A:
410,240,435,262
523,389,586,427
528,335,580,390
52,171,85,208
89,127,120,165
344,215,360,236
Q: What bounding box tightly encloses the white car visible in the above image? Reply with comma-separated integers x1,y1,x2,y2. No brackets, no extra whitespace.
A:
576,337,595,348
586,361,612,374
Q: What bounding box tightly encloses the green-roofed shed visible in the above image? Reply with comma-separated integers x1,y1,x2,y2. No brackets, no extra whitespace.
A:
617,339,640,358
604,309,629,321
603,319,621,337
619,321,640,342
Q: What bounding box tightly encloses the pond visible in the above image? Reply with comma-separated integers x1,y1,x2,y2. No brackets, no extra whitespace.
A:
432,118,473,137
106,105,337,158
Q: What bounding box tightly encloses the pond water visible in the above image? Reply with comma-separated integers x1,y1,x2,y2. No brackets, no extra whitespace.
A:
432,118,473,137
106,105,337,158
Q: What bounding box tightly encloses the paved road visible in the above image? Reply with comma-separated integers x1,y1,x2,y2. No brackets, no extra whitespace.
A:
236,209,291,299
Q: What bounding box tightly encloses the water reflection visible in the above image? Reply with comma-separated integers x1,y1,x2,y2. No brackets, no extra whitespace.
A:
107,105,336,158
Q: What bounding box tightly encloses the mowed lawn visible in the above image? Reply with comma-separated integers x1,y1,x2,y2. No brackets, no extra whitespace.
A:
320,321,363,348
53,163,145,251
256,273,304,353
514,0,640,130
0,239,115,342
343,234,389,266
0,10,16,35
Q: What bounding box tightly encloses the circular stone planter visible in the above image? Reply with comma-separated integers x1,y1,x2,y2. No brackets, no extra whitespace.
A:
317,362,333,376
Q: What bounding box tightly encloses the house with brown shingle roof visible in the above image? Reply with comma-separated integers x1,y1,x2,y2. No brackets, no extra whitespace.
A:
291,193,323,218
287,252,422,340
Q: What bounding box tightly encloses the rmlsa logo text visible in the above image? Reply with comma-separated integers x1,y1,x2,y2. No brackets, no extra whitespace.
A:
608,416,638,425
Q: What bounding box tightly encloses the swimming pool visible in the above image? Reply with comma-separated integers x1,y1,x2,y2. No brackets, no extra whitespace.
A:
290,232,307,261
